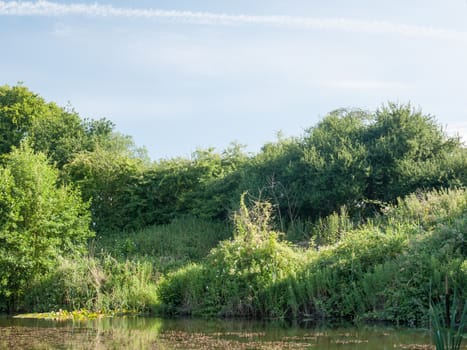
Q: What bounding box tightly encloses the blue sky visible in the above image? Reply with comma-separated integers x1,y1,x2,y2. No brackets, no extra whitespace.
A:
1,0,467,160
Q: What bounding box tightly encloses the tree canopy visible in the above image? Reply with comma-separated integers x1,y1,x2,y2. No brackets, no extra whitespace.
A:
1,84,465,234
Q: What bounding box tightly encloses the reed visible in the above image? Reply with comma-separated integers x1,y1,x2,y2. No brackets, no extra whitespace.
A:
430,296,466,350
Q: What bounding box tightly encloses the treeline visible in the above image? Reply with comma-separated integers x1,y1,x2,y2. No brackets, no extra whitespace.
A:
73,103,466,234
3,85,465,234
65,104,467,235
0,84,466,320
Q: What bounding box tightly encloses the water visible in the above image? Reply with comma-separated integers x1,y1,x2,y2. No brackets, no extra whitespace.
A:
0,315,438,349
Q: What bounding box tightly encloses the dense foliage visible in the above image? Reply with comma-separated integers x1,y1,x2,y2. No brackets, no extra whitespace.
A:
158,189,466,325
0,84,465,326
23,254,158,313
3,85,465,235
0,143,92,312
239,106,465,225
83,104,463,234
158,196,306,317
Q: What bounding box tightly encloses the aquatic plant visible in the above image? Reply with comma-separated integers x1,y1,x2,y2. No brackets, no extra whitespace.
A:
430,297,466,350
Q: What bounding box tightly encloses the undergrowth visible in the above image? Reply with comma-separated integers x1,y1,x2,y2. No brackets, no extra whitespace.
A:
21,254,158,314
15,188,466,325
157,195,306,318
158,189,467,325
96,215,230,273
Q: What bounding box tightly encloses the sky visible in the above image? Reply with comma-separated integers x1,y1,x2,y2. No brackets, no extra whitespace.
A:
1,0,467,160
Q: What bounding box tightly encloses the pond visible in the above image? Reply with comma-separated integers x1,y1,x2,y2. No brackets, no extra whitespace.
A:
0,315,440,349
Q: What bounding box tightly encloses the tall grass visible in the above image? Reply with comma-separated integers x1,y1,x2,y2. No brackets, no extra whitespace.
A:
20,216,229,314
296,189,466,324
430,297,466,350
22,254,158,313
97,215,230,273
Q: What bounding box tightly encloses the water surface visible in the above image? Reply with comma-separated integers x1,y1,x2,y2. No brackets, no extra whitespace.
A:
0,315,441,349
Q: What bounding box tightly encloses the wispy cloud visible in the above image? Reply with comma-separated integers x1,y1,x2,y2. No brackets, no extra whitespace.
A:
1,0,467,42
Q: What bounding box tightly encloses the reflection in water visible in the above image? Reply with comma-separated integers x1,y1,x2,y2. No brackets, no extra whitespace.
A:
0,315,440,349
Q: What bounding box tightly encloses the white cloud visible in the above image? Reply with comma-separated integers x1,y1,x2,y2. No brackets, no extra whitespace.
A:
1,1,467,42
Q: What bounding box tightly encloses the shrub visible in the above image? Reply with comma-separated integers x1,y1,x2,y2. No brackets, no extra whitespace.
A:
300,189,466,324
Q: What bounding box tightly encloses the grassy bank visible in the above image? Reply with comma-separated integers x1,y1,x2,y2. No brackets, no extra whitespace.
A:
17,216,229,314
158,188,467,325
11,189,466,327
96,216,231,274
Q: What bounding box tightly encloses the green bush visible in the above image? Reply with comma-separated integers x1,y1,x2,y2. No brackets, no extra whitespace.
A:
0,144,92,312
298,225,407,319
156,263,206,316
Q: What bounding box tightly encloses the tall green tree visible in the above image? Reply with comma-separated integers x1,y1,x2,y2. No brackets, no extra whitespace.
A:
365,103,462,201
0,84,52,155
299,109,370,218
0,84,135,169
0,143,93,312
0,84,84,166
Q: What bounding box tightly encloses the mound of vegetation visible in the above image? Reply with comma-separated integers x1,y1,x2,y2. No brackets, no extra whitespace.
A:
1,84,465,323
158,189,466,325
97,216,230,273
157,196,306,317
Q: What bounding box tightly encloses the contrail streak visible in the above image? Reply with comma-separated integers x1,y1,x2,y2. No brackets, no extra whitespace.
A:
1,0,466,41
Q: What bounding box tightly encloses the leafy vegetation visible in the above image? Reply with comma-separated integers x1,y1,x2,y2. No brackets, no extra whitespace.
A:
0,83,465,337
22,254,158,313
158,188,466,326
96,216,230,273
0,143,92,312
157,196,306,317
